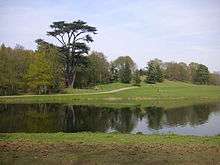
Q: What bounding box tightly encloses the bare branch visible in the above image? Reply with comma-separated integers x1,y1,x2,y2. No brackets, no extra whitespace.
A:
75,37,85,42
59,34,67,46
75,31,85,38
54,36,65,46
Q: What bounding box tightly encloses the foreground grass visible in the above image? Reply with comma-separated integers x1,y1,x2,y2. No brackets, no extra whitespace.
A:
1,80,220,109
1,132,220,145
1,133,220,164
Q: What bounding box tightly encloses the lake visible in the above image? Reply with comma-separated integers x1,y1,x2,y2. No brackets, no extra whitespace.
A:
0,103,220,136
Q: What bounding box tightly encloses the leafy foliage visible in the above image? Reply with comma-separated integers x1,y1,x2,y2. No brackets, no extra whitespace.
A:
132,70,141,86
73,51,110,88
26,43,64,94
209,73,220,85
194,64,209,84
110,56,135,83
145,59,164,84
120,60,132,83
0,44,34,95
87,51,110,85
46,20,97,87
164,62,189,81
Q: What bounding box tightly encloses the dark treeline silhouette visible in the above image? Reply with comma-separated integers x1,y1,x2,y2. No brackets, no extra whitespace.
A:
1,19,220,95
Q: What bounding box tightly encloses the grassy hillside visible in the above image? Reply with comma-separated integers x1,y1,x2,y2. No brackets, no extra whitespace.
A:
1,80,220,109
63,82,132,94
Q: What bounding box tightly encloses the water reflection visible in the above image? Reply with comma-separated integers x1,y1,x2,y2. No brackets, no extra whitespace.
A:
0,103,220,136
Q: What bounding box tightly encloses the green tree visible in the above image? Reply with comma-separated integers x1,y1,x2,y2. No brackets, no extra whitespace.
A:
26,43,64,94
0,44,34,95
188,62,199,83
120,60,132,83
46,20,97,88
145,61,157,84
139,69,147,76
156,63,164,82
209,73,220,85
111,56,136,83
164,62,188,81
132,70,141,86
109,62,119,82
73,63,91,88
87,51,110,85
73,51,110,88
145,59,164,84
194,64,210,84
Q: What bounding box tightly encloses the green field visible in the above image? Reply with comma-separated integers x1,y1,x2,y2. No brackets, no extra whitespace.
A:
1,133,220,164
63,82,133,94
1,81,220,109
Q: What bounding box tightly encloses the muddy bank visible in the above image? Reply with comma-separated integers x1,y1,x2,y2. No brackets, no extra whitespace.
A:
1,141,220,165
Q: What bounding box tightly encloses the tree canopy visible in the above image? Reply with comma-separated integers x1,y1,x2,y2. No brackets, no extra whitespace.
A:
145,59,164,84
194,64,209,84
25,41,64,94
110,56,136,83
46,20,97,87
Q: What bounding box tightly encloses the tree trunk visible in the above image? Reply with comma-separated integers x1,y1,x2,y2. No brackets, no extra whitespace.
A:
70,68,77,88
66,67,77,88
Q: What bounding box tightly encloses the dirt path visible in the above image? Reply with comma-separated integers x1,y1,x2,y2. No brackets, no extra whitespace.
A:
0,86,138,98
74,86,138,95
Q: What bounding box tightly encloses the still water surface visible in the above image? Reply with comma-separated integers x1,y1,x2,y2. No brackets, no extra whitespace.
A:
0,103,220,136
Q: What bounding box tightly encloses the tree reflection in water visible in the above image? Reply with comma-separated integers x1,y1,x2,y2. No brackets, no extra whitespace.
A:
0,103,219,135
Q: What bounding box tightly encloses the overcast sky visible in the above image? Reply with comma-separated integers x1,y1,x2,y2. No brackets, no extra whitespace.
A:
0,0,220,71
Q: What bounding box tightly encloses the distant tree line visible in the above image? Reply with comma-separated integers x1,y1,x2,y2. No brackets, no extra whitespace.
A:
0,19,219,95
144,58,215,85
1,43,219,96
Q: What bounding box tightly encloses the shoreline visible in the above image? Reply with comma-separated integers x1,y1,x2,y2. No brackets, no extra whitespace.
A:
1,133,220,164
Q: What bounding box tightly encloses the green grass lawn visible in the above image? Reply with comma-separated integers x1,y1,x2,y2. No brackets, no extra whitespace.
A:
1,132,220,145
0,80,220,109
63,82,132,94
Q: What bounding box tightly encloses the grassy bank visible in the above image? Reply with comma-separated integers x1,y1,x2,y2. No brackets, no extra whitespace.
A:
1,132,220,145
1,81,220,109
1,133,220,164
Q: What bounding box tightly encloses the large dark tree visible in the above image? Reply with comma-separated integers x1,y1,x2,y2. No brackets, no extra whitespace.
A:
120,61,132,83
195,64,209,84
145,59,164,84
47,20,97,87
